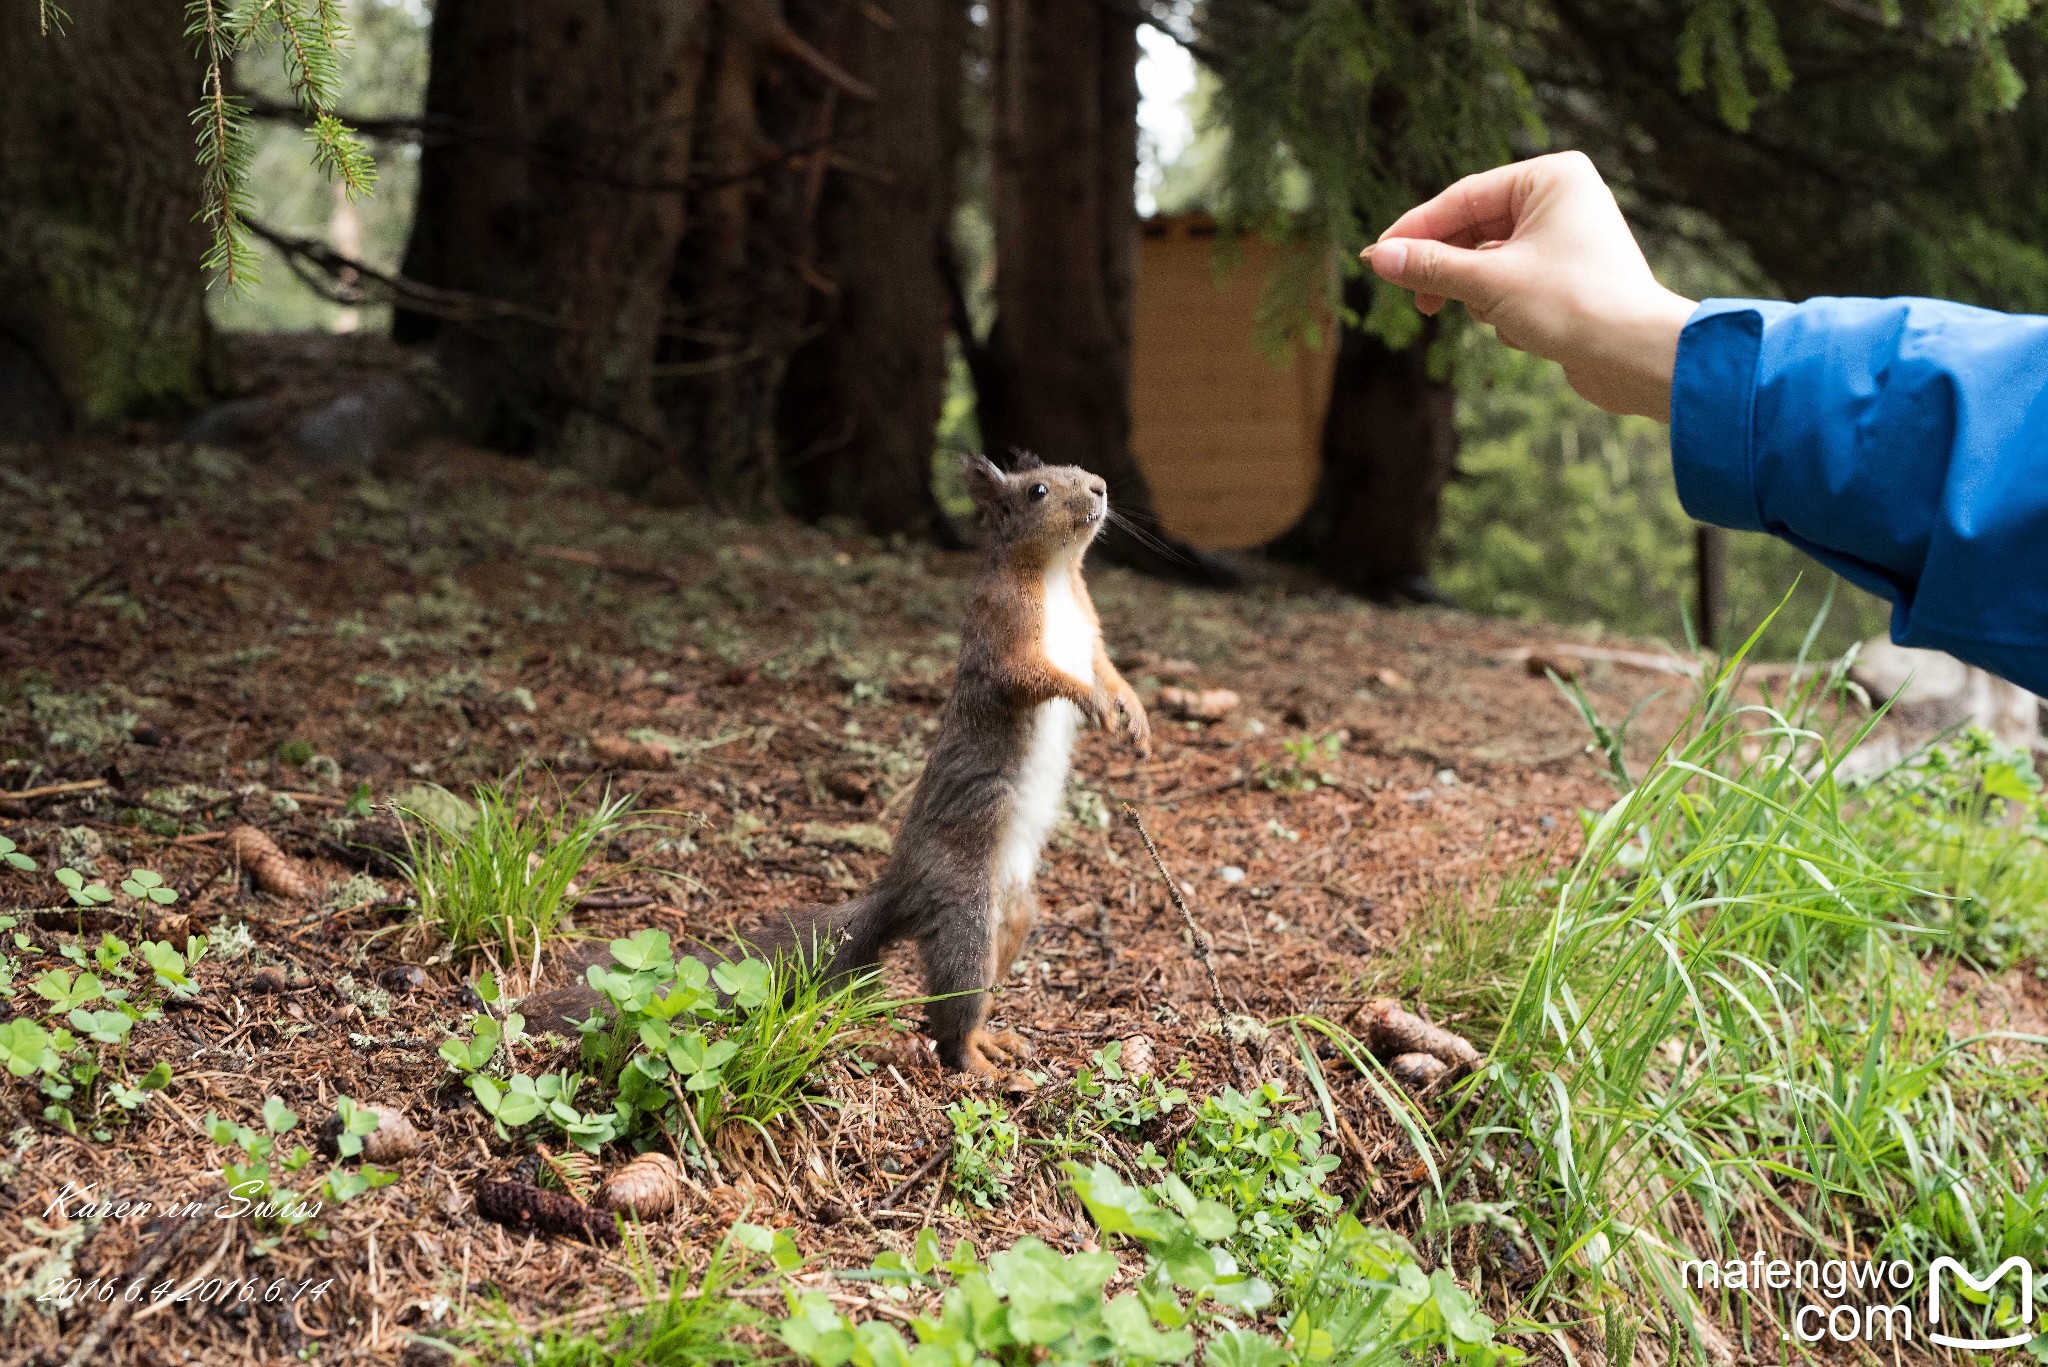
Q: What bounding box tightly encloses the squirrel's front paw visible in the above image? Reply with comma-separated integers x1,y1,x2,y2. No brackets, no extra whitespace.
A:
1118,686,1152,756
1083,684,1119,732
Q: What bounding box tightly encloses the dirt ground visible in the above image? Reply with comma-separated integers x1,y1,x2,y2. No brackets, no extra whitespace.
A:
0,435,1715,1364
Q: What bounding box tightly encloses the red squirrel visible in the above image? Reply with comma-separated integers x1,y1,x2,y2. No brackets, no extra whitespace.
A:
527,452,1150,1075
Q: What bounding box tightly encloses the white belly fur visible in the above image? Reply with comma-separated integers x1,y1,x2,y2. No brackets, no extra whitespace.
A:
994,563,1096,894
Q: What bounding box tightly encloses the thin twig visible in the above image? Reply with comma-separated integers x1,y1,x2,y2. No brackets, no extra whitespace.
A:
872,1147,947,1213
673,1079,723,1182
1122,804,1246,1089
573,891,657,912
2,777,110,803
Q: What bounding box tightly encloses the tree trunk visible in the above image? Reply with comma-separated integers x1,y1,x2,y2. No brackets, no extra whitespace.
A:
1273,283,1457,601
974,0,1228,581
657,3,811,508
0,5,209,434
395,0,710,482
778,0,966,537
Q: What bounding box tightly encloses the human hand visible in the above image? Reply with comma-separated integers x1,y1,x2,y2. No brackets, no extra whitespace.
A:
1363,152,1696,420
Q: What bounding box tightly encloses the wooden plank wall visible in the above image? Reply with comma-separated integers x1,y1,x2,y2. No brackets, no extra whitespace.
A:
1129,216,1335,550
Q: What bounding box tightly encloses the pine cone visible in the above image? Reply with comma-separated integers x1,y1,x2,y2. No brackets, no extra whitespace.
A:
1157,687,1241,722
318,1103,422,1164
590,735,672,771
1118,1033,1156,1079
1358,998,1481,1071
226,826,314,900
474,1178,619,1245
599,1152,681,1218
1387,1052,1449,1091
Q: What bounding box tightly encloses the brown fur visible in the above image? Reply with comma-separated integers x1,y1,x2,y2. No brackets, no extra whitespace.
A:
524,453,1148,1075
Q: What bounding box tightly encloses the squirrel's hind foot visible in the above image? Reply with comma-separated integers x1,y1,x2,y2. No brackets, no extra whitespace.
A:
948,1027,1035,1081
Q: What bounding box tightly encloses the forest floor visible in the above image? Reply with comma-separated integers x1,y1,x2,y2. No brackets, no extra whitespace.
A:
1,438,2037,1366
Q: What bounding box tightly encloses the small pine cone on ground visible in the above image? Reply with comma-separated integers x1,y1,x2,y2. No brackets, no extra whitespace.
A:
474,1179,620,1245
227,826,314,900
1118,1033,1156,1079
1357,998,1481,1071
590,735,673,770
1387,1052,1449,1091
600,1152,682,1217
1157,687,1241,722
317,1103,422,1164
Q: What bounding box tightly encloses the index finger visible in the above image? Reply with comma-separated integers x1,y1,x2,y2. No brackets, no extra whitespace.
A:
1376,162,1533,249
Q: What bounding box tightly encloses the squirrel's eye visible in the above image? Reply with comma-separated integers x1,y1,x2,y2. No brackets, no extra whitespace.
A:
1028,483,1049,501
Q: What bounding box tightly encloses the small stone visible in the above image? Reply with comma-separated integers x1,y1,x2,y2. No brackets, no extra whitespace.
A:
1217,865,1246,885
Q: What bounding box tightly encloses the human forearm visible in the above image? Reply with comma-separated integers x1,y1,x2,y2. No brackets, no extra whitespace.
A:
1673,295,2048,691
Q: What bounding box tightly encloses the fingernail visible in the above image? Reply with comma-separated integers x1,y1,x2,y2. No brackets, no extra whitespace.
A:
1369,239,1407,275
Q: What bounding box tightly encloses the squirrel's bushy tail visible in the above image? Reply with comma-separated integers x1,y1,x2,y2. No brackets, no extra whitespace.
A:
521,893,903,1030
741,890,899,982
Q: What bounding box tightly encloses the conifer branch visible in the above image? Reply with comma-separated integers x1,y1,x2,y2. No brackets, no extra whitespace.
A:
268,0,376,199
185,0,259,289
172,0,377,288
37,0,68,37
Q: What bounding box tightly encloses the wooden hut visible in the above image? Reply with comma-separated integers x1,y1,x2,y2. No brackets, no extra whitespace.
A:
1130,214,1336,550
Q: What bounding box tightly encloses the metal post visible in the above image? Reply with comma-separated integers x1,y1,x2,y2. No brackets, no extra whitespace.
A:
1694,523,1727,652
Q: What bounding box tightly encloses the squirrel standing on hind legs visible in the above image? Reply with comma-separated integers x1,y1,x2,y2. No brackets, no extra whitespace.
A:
525,451,1150,1076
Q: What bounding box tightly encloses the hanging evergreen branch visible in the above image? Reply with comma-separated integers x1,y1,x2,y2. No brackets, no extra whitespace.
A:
33,0,375,290
234,0,377,201
185,0,259,288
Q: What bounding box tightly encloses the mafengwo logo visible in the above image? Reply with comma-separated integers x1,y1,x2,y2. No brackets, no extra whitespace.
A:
1928,1257,2035,1352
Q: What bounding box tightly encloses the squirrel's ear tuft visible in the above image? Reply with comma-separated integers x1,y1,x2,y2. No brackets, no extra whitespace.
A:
959,453,1007,508
1010,449,1044,471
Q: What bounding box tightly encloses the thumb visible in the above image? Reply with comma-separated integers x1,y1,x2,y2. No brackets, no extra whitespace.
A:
1363,237,1505,310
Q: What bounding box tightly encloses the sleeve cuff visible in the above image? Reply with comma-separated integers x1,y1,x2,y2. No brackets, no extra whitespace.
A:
1669,299,1790,534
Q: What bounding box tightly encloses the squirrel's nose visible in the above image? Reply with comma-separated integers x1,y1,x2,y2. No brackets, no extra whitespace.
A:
1088,479,1106,497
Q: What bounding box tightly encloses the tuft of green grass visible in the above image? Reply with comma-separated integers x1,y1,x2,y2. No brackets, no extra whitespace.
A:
479,935,903,1161
1377,614,2048,1353
431,1222,782,1366
1850,725,2048,966
396,778,646,974
690,952,901,1149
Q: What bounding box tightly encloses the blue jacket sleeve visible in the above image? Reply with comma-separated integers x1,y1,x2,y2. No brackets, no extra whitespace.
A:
1671,296,2048,694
